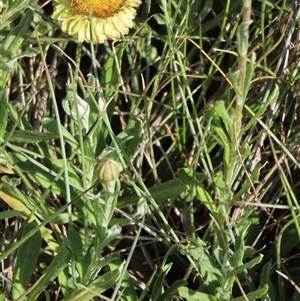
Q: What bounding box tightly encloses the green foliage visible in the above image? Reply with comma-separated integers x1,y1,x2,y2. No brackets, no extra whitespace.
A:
1,0,300,300
27,246,71,301
0,88,8,138
12,221,42,301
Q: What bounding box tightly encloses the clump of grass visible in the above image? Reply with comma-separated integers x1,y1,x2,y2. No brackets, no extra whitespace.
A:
1,0,300,300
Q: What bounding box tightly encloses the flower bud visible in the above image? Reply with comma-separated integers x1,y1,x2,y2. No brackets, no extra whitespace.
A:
96,157,123,183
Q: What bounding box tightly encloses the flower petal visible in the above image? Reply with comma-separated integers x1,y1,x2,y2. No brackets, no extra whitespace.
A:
52,0,141,44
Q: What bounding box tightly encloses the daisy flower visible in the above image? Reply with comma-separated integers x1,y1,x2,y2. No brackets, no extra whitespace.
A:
52,0,141,44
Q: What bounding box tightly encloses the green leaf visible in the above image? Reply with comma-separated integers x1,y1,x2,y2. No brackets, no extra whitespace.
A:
4,130,57,143
213,172,226,189
66,267,122,301
210,102,233,176
0,88,8,138
68,225,84,279
0,48,41,72
12,221,42,301
150,263,173,301
94,225,121,255
79,225,122,283
195,185,218,214
0,0,32,30
232,233,245,269
9,152,80,200
27,246,71,301
0,210,27,220
278,221,300,257
178,287,217,301
82,75,100,127
157,280,187,301
52,159,82,189
0,183,35,213
227,254,263,277
185,239,221,296
0,291,6,301
118,178,187,208
233,163,262,201
0,55,17,72
244,84,280,133
115,117,142,161
82,252,120,286
225,229,246,293
233,283,268,301
260,261,276,301
94,45,124,156
109,258,138,301
212,101,234,142
62,87,90,131
42,117,79,148
0,9,33,88
214,229,229,265
91,189,120,238
101,45,123,96
57,268,72,298
153,13,166,25
0,184,59,253
244,52,256,98
178,168,207,185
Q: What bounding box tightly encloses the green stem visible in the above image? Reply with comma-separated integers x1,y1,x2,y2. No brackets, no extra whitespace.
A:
235,0,252,140
226,0,252,189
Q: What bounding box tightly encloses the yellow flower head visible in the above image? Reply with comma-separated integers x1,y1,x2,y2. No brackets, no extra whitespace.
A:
52,0,141,44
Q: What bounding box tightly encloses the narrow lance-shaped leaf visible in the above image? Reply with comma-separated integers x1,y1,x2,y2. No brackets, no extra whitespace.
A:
27,246,71,301
12,221,42,301
0,10,33,88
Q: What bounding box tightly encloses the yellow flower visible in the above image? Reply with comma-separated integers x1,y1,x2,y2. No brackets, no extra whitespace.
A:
52,0,141,44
